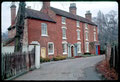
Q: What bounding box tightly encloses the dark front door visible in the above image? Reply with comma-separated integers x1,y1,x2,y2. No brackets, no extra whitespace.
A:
71,46,74,57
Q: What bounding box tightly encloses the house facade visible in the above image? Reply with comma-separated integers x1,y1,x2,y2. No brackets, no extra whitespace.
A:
7,2,100,59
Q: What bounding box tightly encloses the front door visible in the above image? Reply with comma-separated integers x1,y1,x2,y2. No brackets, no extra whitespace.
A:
41,47,46,58
96,45,98,55
71,46,74,57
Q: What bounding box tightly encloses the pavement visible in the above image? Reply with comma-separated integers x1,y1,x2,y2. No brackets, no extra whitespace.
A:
14,55,105,80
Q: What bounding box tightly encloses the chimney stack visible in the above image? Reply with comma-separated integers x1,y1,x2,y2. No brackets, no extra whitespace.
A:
69,3,77,15
85,11,92,21
43,2,50,9
10,2,16,26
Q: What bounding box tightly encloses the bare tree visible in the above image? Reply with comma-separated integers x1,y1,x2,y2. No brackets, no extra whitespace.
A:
93,10,118,49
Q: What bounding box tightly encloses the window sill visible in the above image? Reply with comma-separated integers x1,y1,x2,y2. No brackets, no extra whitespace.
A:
48,53,54,55
77,26,80,28
86,51,89,53
41,34,48,37
62,37,67,40
63,52,67,54
62,22,66,25
78,52,81,53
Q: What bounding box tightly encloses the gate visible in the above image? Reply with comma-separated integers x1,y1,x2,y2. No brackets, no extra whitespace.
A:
28,47,35,70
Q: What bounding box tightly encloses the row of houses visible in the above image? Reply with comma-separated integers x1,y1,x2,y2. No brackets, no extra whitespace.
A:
4,2,100,59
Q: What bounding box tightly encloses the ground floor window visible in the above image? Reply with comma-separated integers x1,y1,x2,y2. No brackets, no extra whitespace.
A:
85,42,89,52
48,42,54,55
77,42,81,53
62,42,67,54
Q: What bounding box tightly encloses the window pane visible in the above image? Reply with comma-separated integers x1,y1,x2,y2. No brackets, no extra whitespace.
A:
62,44,65,53
49,43,53,53
77,21,79,27
85,24,88,29
62,28,66,38
62,17,65,24
41,23,47,35
94,32,96,41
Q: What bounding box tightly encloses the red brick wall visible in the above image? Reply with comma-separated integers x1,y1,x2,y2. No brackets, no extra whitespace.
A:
27,17,61,59
27,14,100,59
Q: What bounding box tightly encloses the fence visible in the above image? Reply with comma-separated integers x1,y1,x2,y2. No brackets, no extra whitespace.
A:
105,44,119,73
1,48,35,80
109,45,119,73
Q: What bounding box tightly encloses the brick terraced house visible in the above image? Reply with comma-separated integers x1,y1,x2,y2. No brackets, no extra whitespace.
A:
6,2,100,59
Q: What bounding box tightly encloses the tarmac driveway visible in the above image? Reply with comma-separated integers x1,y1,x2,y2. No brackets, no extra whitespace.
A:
14,55,105,80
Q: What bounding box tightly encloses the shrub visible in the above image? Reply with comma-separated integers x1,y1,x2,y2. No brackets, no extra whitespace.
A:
40,56,50,63
84,53,91,55
53,55,67,61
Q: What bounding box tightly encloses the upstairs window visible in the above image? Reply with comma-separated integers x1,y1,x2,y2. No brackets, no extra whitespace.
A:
76,21,80,27
62,17,66,24
77,29,80,40
85,23,88,29
86,31,88,40
48,42,54,55
94,26,96,31
41,23,48,36
62,27,67,39
94,32,96,41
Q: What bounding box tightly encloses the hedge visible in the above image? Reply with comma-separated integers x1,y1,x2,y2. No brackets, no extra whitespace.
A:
53,55,67,61
40,56,50,63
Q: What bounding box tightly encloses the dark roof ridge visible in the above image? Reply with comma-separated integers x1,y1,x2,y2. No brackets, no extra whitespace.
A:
50,7,97,26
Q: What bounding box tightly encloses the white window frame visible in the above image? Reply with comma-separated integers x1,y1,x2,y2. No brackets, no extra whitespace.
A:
76,21,80,27
62,26,67,39
62,41,67,54
94,32,96,41
77,42,81,53
76,29,80,40
85,23,88,29
85,31,88,41
48,42,54,55
94,26,96,31
41,23,48,36
62,17,66,24
85,42,89,52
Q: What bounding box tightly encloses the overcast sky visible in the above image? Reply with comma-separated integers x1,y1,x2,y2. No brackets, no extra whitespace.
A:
1,1,118,33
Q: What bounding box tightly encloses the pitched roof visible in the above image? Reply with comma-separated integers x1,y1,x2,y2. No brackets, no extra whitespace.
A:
8,7,97,31
50,7,97,26
25,8,56,23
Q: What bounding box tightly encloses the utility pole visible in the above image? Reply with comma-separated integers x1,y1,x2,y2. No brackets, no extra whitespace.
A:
14,2,26,52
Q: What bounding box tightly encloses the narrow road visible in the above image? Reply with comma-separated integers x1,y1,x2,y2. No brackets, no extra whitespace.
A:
14,55,105,80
